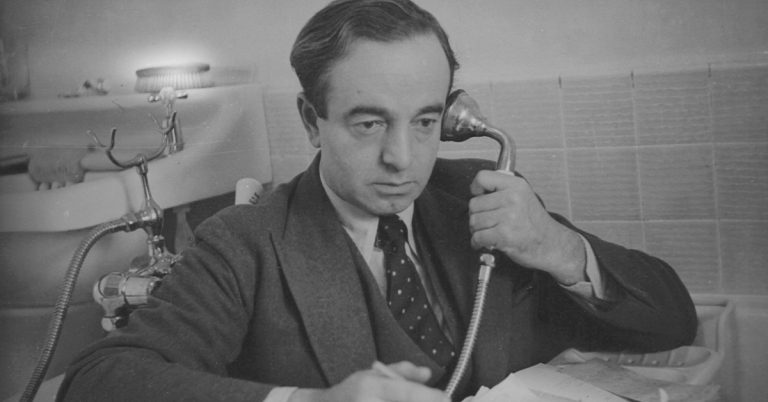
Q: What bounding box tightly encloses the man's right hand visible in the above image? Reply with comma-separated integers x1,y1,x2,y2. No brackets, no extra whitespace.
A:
288,361,449,402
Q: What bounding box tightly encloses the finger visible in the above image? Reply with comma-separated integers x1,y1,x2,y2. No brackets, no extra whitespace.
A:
378,379,449,402
470,170,520,196
468,189,510,214
384,361,431,383
468,208,503,233
470,170,495,196
471,226,501,251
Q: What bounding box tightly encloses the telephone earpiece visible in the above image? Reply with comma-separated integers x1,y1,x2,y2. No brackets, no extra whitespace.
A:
441,89,516,172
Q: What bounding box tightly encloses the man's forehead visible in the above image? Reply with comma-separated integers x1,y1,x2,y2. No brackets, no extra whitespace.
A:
333,36,448,76
323,35,451,115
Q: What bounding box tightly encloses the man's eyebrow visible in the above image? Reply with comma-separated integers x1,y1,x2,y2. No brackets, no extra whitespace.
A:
344,106,391,120
417,103,445,116
343,103,445,120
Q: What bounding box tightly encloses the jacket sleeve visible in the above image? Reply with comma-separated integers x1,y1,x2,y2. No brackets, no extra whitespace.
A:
539,213,699,353
57,213,276,402
433,158,698,353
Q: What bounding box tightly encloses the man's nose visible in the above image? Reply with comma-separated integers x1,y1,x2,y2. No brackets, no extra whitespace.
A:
381,124,413,170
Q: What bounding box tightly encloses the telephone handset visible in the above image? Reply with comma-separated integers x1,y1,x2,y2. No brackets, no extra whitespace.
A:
440,89,516,398
441,89,516,172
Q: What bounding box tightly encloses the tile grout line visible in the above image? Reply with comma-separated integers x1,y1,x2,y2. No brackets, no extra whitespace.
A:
707,68,725,293
630,72,648,251
557,76,575,221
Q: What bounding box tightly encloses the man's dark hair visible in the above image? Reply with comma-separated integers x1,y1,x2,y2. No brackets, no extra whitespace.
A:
290,0,460,118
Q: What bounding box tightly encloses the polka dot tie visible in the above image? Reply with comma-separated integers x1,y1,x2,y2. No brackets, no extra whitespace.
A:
377,215,456,367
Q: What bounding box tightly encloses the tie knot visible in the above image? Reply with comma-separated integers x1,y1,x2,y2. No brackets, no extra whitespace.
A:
377,215,408,250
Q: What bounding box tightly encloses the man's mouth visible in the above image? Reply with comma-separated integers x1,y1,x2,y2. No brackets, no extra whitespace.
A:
373,181,415,194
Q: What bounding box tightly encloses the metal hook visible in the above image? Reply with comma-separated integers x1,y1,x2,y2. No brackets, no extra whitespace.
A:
86,111,178,170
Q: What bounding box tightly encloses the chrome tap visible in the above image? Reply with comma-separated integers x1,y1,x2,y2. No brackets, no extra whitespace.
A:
93,155,180,331
88,106,188,331
148,86,186,154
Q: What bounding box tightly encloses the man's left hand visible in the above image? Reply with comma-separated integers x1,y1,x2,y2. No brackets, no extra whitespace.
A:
468,170,586,285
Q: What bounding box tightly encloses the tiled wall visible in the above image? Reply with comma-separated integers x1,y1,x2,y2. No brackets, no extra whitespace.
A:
262,64,768,296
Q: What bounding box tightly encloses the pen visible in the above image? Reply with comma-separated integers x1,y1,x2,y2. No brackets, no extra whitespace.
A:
372,361,406,380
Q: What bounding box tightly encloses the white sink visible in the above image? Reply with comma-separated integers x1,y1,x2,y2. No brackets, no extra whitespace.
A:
0,83,272,232
0,83,272,303
0,82,272,295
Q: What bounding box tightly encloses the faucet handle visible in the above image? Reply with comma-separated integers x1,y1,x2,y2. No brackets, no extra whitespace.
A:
147,87,185,154
147,86,188,106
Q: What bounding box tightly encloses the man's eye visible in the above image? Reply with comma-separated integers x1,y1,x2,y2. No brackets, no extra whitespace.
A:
413,118,438,133
418,118,437,128
352,120,386,136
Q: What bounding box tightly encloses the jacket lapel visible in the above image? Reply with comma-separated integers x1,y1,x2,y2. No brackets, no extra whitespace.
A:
415,185,478,334
271,157,376,386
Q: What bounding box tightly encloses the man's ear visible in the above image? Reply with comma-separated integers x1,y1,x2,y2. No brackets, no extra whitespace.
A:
297,93,321,148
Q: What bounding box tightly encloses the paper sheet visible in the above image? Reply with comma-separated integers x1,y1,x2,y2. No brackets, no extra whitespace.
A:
467,371,578,402
467,360,719,402
514,364,628,402
554,359,720,402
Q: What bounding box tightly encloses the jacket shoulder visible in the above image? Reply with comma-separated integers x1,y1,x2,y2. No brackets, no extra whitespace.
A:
199,171,304,237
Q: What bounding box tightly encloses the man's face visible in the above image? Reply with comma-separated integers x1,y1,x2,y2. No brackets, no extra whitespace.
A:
306,34,451,216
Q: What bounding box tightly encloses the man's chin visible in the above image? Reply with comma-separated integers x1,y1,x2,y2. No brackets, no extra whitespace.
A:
367,196,415,216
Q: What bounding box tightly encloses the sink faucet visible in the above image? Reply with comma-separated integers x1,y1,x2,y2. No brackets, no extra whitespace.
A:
148,86,186,154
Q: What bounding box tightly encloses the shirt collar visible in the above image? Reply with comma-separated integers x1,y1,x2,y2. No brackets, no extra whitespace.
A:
320,170,415,261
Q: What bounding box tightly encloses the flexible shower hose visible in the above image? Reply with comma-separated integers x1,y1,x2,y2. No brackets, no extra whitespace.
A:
20,219,128,402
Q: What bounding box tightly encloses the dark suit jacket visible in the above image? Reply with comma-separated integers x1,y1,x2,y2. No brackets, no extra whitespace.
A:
58,156,697,402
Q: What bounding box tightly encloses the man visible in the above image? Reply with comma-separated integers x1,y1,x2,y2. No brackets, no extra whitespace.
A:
58,1,697,401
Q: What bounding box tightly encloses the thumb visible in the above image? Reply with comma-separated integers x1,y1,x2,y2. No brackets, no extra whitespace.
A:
374,361,432,383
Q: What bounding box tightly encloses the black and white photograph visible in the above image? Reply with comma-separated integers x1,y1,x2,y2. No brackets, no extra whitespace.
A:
1,1,766,401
